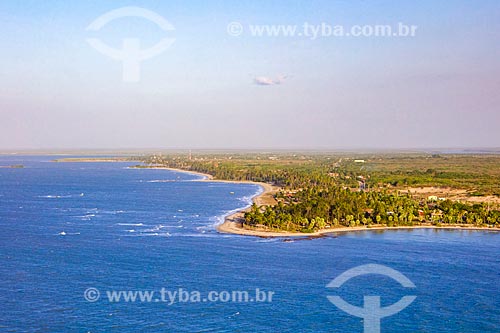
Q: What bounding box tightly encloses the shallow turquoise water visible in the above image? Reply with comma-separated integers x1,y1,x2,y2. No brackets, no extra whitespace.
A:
0,156,499,332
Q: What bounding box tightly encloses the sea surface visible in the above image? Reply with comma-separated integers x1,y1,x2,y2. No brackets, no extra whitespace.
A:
0,156,499,332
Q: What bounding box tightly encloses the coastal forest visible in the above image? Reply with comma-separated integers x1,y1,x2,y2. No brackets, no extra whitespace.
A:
138,152,500,232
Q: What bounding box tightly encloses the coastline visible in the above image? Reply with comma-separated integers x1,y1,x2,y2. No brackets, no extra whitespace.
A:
141,166,278,205
215,182,500,237
128,165,277,202
218,220,500,238
56,159,500,238
127,166,284,234
132,166,284,234
130,166,215,181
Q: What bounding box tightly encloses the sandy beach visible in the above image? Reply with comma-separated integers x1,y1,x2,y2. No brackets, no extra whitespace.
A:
218,219,500,238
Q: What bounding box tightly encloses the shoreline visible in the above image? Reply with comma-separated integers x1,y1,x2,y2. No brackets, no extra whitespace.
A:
130,166,215,181
218,220,500,238
128,165,277,200
214,180,500,237
127,166,283,233
56,159,500,238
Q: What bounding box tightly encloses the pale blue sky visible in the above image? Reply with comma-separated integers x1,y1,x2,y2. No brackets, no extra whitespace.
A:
0,0,499,150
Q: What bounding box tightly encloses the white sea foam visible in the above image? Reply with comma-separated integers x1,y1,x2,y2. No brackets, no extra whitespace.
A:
58,231,80,236
101,210,127,215
208,185,264,229
147,180,177,183
228,312,240,318
134,232,158,236
128,232,171,237
117,223,144,226
196,225,210,233
76,214,95,220
142,225,170,232
158,225,184,229
255,238,282,243
39,193,84,199
184,174,208,181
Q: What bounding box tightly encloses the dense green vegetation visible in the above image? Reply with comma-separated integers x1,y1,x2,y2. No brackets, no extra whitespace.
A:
138,152,500,232
245,189,500,232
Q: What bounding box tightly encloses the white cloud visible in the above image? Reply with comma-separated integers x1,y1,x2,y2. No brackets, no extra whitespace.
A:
253,75,288,86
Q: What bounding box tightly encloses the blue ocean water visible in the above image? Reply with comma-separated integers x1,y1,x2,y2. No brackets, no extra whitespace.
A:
0,156,499,332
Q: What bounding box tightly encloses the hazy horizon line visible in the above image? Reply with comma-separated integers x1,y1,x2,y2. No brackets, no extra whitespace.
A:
1,146,500,155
